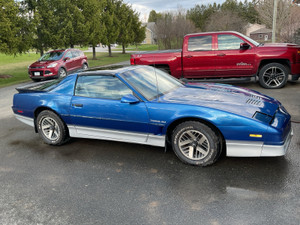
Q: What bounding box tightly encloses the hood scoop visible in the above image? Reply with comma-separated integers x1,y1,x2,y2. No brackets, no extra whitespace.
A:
246,98,262,106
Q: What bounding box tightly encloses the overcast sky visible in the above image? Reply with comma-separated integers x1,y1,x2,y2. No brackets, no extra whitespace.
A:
124,0,228,22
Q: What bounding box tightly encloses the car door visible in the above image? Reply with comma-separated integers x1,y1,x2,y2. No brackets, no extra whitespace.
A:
63,51,74,71
69,74,150,143
182,34,216,78
71,50,81,70
215,34,255,77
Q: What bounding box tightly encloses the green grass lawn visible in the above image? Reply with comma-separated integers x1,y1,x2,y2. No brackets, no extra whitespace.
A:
0,52,130,88
113,44,158,52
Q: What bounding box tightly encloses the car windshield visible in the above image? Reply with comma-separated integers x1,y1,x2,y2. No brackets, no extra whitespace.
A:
237,32,260,46
120,67,183,100
39,51,64,61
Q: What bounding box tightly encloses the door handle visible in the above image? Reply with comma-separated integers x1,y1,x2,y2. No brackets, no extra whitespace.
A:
185,55,193,58
217,53,226,56
72,103,83,107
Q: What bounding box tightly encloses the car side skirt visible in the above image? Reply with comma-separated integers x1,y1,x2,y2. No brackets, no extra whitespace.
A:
68,125,165,147
227,129,293,157
15,114,34,127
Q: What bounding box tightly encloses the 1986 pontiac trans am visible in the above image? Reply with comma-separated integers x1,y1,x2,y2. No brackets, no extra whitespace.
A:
12,66,293,166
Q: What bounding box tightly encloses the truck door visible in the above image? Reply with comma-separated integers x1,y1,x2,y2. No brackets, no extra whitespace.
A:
215,34,255,77
182,35,216,78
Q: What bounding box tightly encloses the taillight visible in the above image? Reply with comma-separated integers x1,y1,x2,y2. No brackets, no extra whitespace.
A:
130,57,135,65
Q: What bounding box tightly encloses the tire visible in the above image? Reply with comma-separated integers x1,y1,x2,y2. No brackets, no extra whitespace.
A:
82,63,88,70
171,121,220,166
58,68,67,78
258,63,288,89
36,110,69,145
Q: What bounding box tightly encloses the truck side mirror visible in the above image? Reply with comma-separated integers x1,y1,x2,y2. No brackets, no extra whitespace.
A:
240,42,250,50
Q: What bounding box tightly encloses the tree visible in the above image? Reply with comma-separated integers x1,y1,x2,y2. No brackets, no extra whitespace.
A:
148,10,162,23
256,0,291,41
131,12,146,49
79,0,105,59
24,0,62,56
101,0,121,57
0,0,32,54
187,3,219,31
156,9,196,49
205,10,248,33
56,0,88,49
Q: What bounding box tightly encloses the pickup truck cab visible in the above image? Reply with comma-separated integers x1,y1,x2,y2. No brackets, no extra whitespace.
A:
130,31,300,88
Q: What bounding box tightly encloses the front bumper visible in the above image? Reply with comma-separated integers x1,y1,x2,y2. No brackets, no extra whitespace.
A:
226,128,293,157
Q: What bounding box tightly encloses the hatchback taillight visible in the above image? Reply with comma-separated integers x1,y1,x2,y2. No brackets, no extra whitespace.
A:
130,57,135,65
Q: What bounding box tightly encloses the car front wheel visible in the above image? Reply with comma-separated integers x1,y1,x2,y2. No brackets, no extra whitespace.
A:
258,63,288,89
58,68,67,78
36,110,69,145
171,121,221,166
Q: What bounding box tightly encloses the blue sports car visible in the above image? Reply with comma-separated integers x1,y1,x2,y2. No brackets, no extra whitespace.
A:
12,66,293,166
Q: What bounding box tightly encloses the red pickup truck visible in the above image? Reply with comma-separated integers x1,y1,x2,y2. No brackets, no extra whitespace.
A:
130,31,300,88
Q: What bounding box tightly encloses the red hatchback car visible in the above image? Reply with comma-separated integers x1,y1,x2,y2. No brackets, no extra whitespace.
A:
28,49,88,81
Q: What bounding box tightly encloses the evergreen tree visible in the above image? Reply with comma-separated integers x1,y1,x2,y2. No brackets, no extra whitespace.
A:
148,10,162,23
0,0,32,54
101,0,121,57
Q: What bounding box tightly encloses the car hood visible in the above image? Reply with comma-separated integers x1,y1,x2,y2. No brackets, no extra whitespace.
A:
159,83,280,119
30,61,56,67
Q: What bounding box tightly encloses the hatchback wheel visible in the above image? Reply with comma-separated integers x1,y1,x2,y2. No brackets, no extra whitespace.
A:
82,63,88,70
58,68,67,78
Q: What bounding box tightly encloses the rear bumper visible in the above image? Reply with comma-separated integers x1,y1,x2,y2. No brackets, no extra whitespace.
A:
226,128,293,157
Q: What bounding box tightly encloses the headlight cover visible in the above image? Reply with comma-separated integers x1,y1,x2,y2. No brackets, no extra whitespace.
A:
253,111,273,124
47,63,58,68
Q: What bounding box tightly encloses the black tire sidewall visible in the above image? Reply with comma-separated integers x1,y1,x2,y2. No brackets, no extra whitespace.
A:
258,63,288,89
36,110,67,145
172,121,219,166
58,68,66,78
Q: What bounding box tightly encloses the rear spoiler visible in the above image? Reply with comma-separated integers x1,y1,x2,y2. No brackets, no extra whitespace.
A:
16,80,59,93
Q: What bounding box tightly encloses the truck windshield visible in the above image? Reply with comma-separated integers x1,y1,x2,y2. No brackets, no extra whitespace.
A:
120,66,183,101
238,33,260,46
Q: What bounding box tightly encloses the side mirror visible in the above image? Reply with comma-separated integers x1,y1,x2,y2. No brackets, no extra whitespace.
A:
64,57,70,61
121,94,140,104
240,42,250,50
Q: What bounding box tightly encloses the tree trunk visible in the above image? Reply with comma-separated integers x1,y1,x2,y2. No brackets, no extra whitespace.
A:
92,46,96,60
40,48,44,57
70,44,74,48
122,44,126,54
108,45,112,57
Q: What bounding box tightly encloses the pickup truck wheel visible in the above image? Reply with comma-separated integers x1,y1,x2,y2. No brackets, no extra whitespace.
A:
258,63,288,89
171,121,220,166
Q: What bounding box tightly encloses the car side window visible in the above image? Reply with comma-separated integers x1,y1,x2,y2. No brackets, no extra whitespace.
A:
75,75,133,100
188,36,212,51
218,34,244,50
72,50,80,58
64,51,73,59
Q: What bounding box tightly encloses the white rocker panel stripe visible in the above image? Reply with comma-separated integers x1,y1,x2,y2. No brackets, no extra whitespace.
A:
15,114,34,127
68,125,165,147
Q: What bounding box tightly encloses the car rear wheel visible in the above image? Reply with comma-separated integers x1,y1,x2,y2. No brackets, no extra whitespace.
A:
82,63,88,70
258,63,288,89
36,110,69,145
171,121,220,166
58,68,67,78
